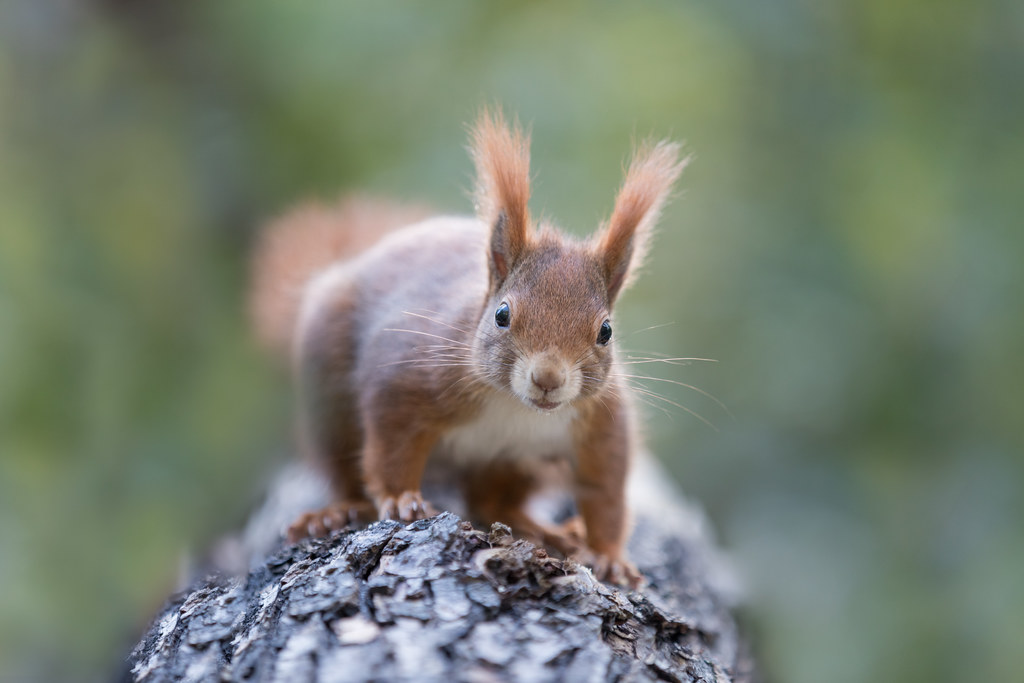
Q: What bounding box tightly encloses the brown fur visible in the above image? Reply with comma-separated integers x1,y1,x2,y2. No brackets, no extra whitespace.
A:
470,108,531,285
249,196,430,353
460,458,587,558
596,140,690,299
254,109,685,587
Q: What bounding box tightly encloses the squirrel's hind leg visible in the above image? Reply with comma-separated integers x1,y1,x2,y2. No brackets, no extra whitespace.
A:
461,460,587,558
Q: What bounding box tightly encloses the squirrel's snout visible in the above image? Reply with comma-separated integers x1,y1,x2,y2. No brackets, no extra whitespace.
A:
530,366,566,393
513,354,580,408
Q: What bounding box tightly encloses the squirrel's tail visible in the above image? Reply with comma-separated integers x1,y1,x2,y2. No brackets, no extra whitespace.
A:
249,195,430,355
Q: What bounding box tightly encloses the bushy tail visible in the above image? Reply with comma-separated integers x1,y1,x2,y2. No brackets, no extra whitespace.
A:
249,195,430,355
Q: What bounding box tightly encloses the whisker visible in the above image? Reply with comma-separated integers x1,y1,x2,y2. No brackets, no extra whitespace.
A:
627,390,674,419
612,373,733,418
618,322,677,340
382,364,484,371
398,311,509,356
406,308,506,340
571,347,593,371
439,371,487,402
381,328,471,347
619,356,719,365
579,374,677,421
377,350,471,367
400,310,475,335
621,348,684,358
626,384,719,431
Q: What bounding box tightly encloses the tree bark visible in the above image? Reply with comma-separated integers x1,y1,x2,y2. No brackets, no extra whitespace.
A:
126,456,757,682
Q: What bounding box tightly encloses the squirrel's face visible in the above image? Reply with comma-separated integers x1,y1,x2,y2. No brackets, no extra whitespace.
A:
466,109,686,412
473,241,615,412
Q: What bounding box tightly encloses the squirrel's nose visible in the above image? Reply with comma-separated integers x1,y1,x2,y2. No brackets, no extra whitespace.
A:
531,366,565,393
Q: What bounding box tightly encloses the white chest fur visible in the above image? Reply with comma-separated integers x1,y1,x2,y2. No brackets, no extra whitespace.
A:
437,392,578,464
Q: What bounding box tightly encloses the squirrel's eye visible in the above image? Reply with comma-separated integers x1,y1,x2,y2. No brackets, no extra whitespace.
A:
494,302,511,328
597,319,612,345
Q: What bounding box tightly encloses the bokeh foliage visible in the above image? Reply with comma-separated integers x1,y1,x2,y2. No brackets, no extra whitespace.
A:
1,1,1021,681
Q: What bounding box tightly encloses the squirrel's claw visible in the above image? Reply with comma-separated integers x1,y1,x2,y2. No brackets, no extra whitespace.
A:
377,491,437,523
584,552,646,590
287,500,377,543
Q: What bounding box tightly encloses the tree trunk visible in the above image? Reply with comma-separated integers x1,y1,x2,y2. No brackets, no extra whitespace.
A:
126,456,757,682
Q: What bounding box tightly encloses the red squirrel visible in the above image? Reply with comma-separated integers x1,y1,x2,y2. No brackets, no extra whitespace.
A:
251,110,687,586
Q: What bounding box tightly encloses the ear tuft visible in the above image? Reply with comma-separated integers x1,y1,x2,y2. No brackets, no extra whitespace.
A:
597,140,689,301
469,107,532,286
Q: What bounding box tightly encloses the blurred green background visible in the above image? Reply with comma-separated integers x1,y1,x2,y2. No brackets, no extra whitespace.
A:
1,1,1022,681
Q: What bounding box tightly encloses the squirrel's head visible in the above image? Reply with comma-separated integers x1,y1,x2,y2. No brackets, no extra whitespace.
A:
468,109,688,412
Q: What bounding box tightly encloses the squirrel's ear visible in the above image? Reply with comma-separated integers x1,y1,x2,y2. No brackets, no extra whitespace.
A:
470,108,531,286
595,140,688,302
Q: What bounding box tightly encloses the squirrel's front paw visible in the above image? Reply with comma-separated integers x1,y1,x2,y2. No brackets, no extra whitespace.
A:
377,491,437,523
287,500,378,543
585,552,645,590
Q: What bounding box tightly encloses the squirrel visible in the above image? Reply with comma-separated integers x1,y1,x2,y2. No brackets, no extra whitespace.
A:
250,110,687,587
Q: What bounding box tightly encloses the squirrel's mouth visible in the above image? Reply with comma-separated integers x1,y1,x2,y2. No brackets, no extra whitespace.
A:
529,398,561,411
